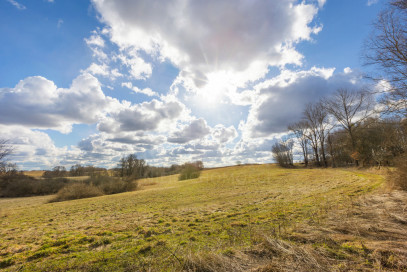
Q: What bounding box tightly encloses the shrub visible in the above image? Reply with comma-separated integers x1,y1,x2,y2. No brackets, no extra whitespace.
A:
49,183,104,202
88,175,138,194
179,164,201,181
271,141,294,168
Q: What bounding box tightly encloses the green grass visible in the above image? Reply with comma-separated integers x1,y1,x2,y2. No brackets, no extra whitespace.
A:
0,164,384,271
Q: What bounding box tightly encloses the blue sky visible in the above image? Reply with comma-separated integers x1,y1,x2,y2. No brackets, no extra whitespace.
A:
0,0,386,169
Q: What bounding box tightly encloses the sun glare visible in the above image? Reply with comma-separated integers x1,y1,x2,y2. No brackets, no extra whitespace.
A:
194,72,234,106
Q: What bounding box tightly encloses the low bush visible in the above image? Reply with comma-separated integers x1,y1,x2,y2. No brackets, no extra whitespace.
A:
88,175,138,194
49,183,104,202
179,164,201,181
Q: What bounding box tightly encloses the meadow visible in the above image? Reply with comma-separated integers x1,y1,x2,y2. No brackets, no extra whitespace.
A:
1,164,406,271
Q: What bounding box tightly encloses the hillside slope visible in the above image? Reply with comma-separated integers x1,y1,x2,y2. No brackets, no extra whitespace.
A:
2,164,405,271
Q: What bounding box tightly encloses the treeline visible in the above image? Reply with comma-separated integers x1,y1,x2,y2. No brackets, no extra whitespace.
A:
0,154,204,199
43,165,108,178
272,88,407,169
42,156,204,180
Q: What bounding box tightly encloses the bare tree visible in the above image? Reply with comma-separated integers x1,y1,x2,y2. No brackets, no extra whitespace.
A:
271,140,294,168
323,89,373,166
288,121,309,167
364,0,407,116
303,102,331,167
117,154,146,178
0,139,13,172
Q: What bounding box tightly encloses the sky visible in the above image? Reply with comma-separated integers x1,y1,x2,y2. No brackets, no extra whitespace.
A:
0,0,386,170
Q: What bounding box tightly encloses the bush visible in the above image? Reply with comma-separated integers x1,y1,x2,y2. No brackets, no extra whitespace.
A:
88,175,138,194
271,141,294,168
179,164,201,181
50,183,104,202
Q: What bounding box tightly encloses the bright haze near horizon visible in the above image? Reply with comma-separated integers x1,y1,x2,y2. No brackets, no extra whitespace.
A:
0,0,385,170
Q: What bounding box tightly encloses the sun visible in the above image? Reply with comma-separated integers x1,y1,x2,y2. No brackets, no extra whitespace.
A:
194,71,234,106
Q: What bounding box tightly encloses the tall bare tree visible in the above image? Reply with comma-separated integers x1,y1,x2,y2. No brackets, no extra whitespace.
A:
323,89,373,166
303,102,330,167
364,0,407,116
288,121,309,167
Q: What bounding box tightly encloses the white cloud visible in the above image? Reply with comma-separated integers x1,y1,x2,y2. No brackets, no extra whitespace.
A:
116,52,152,80
0,73,118,133
121,82,157,97
84,63,123,80
92,0,322,91
211,124,237,144
7,0,26,10
167,118,211,144
85,33,105,48
97,99,185,134
0,125,71,169
85,63,109,76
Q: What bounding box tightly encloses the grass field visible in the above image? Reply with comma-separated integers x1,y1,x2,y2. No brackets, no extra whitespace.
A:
2,164,405,271
22,171,45,178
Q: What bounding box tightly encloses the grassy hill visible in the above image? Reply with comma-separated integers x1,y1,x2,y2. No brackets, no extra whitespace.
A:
1,164,406,271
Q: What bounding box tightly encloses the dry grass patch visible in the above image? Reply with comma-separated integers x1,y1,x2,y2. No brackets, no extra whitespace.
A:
22,171,45,178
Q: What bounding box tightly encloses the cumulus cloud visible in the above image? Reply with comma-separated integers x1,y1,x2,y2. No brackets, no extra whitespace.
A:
212,124,237,144
0,125,70,169
240,67,364,138
97,99,185,134
0,73,117,133
92,0,322,91
167,118,211,144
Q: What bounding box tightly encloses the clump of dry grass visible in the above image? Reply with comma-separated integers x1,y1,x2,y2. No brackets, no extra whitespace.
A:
49,183,103,202
183,236,330,272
